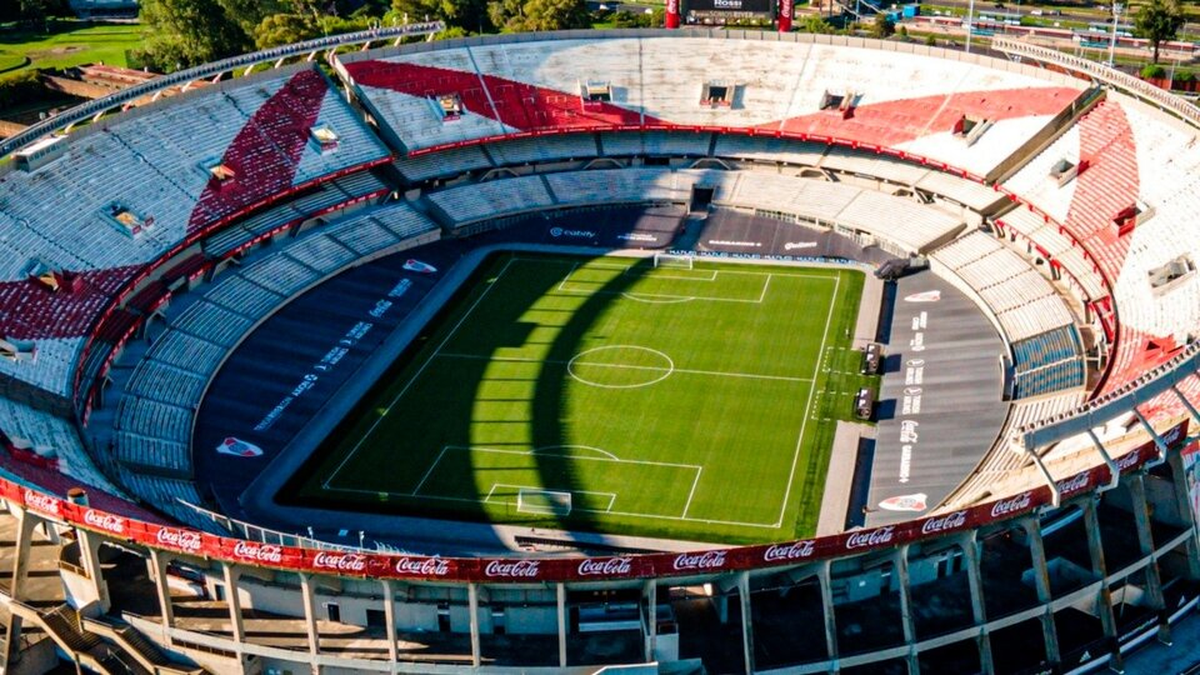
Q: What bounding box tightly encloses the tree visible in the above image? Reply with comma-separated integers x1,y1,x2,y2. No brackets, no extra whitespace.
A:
254,12,321,48
136,0,255,71
218,0,286,34
19,0,50,30
392,0,492,33
1133,0,1184,64
797,13,834,34
868,14,895,39
487,0,588,31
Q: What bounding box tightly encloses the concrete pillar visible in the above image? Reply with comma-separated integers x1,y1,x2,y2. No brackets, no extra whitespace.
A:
381,580,399,662
148,549,174,633
644,579,657,662
468,583,481,668
10,507,37,596
298,573,320,657
0,615,24,668
714,591,729,624
737,571,755,675
959,533,995,675
818,560,839,662
1126,474,1170,643
1082,499,1123,672
222,564,245,644
895,547,920,675
75,529,110,613
557,583,568,668
1022,518,1061,667
1166,449,1200,580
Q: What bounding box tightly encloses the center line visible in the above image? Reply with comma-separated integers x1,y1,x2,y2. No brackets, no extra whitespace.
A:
437,352,814,383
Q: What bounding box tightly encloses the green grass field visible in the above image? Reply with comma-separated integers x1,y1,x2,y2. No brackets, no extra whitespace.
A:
288,252,875,544
0,22,147,74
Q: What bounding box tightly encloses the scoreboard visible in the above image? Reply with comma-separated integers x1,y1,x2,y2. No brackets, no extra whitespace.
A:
686,0,773,20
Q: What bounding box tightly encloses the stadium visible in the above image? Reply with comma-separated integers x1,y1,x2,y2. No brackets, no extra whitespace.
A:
0,15,1199,675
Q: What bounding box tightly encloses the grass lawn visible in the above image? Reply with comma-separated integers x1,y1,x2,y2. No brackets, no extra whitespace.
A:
286,252,876,544
0,22,147,74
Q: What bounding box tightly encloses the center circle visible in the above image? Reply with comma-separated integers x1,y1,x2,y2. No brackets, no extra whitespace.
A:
566,346,675,389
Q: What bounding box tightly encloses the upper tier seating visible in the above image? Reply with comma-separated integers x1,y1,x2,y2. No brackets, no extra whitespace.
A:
998,92,1200,400
344,36,1084,179
0,65,389,397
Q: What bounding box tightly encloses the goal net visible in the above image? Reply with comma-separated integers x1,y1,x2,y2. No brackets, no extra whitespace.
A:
516,488,573,516
654,252,694,270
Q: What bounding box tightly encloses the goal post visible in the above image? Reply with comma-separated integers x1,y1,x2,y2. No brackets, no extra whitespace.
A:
653,252,694,270
516,488,573,516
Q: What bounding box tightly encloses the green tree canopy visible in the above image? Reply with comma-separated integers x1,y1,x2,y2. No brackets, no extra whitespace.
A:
486,0,589,32
797,13,834,34
1133,0,1184,64
136,0,254,71
868,14,895,39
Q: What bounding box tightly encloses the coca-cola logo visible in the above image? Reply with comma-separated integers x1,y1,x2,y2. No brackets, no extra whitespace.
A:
155,527,202,553
83,509,126,535
312,552,367,573
779,0,794,18
989,492,1032,519
845,526,895,550
1056,472,1091,496
577,557,633,576
233,541,283,564
1117,451,1141,471
920,511,967,535
666,0,679,12
672,550,727,571
23,489,60,516
394,556,451,577
484,560,540,578
763,540,815,562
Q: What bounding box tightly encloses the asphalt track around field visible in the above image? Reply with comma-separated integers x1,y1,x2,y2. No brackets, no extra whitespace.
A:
863,271,1008,527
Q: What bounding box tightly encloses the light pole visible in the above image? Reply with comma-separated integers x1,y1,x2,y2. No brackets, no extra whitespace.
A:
1108,3,1123,67
965,0,976,54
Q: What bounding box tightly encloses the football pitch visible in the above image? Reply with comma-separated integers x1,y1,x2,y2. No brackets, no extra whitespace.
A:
287,252,874,544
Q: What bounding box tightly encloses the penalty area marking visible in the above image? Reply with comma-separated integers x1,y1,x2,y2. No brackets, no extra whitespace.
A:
556,262,771,304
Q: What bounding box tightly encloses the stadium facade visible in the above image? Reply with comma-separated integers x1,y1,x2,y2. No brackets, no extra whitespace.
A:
0,27,1198,675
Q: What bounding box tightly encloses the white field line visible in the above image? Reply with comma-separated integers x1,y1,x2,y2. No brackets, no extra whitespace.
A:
485,483,618,513
322,257,519,491
774,271,841,528
682,466,704,519
437,353,816,384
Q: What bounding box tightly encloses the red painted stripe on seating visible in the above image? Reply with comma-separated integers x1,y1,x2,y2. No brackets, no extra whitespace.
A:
187,69,329,235
0,265,141,340
345,60,658,130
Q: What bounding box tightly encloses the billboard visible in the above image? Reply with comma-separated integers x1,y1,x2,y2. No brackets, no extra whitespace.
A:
686,0,773,20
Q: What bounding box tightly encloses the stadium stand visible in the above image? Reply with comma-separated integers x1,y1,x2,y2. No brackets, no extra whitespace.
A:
0,65,390,401
929,231,1077,342
339,35,1085,183
111,201,439,507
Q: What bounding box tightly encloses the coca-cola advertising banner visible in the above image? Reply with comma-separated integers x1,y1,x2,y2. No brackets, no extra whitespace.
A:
7,420,1185,583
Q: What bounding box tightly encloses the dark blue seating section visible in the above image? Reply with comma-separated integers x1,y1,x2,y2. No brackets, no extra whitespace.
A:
1011,326,1085,398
